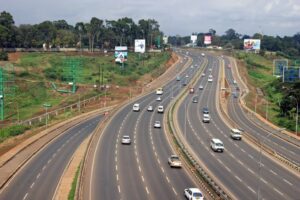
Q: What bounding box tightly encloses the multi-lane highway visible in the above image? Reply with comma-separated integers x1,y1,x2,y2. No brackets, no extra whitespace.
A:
0,115,102,200
223,56,300,165
175,51,300,200
83,51,209,200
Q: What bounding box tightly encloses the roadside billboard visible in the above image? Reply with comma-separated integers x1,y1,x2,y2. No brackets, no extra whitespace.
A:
283,66,300,83
273,59,288,77
163,36,168,44
191,35,197,44
204,35,212,45
244,39,261,50
134,39,146,53
114,46,128,63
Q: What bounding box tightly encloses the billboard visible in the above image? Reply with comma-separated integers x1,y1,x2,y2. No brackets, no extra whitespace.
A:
244,39,261,50
204,35,212,45
273,59,288,77
163,36,168,44
191,35,197,44
114,46,128,63
134,39,146,53
283,66,300,83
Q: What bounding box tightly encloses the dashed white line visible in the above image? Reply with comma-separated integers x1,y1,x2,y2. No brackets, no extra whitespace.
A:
248,154,254,159
30,182,35,189
273,188,284,196
260,178,267,184
115,165,118,171
270,170,277,175
238,160,244,166
235,175,242,182
247,186,256,194
146,187,150,194
241,148,246,153
283,179,293,186
36,173,41,179
166,176,170,183
42,166,46,171
139,166,142,172
172,187,178,195
118,185,121,193
47,159,52,164
141,176,145,182
225,166,231,172
247,168,255,174
116,174,119,181
23,193,28,200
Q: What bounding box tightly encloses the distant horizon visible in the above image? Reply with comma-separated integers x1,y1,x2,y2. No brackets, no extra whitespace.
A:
1,0,299,37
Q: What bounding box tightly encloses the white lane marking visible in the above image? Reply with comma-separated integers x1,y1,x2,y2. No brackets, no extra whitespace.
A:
225,166,231,172
241,148,246,153
273,188,284,196
30,182,35,189
247,168,255,174
172,187,178,196
166,176,170,183
47,159,52,164
23,193,28,200
235,175,242,182
118,185,121,193
115,165,118,171
36,173,41,179
238,160,244,166
247,186,256,194
146,187,150,194
283,179,293,186
42,165,46,171
248,154,254,159
139,166,142,172
116,174,119,181
260,178,267,184
142,176,145,182
270,170,277,175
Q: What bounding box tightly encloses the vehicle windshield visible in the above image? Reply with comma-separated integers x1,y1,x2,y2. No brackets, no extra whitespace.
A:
193,192,203,197
216,143,223,147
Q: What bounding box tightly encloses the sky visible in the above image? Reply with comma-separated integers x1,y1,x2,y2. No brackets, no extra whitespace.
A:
1,0,300,37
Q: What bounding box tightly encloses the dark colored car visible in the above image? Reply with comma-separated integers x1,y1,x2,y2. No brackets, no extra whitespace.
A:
202,107,209,114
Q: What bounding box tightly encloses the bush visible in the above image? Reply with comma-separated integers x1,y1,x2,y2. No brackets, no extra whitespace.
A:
0,51,8,61
0,124,30,142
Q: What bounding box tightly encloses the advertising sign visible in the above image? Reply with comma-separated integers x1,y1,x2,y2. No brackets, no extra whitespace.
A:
273,59,288,77
283,66,300,83
191,35,197,44
114,46,128,63
204,35,212,45
163,36,168,44
134,39,146,53
244,39,261,50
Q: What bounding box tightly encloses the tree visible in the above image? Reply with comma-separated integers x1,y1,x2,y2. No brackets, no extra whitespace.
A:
0,11,15,48
209,28,216,36
224,28,239,40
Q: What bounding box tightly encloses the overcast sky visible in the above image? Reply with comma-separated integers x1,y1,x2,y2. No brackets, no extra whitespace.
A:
1,0,300,36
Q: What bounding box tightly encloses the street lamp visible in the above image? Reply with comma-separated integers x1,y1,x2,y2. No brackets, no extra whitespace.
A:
290,96,298,135
257,128,285,200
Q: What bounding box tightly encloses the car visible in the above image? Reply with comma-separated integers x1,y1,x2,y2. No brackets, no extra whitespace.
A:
184,188,204,200
189,87,194,94
133,103,140,112
199,85,204,90
208,78,213,82
192,96,198,103
202,114,210,123
201,53,205,57
185,74,189,78
209,68,212,72
202,107,209,114
210,138,224,152
176,75,181,81
156,87,163,95
154,121,161,128
156,96,162,101
147,105,154,112
121,135,131,144
201,73,205,77
233,80,237,84
230,128,242,140
168,155,182,168
157,105,164,113
182,80,188,86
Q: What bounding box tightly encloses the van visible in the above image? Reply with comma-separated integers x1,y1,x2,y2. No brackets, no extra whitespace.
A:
157,105,164,113
230,128,242,140
133,103,140,112
210,138,224,152
156,88,163,95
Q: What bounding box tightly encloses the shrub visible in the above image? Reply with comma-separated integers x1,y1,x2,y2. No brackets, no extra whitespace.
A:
0,51,8,61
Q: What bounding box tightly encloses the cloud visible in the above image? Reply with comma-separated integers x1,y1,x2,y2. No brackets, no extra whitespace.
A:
0,0,299,36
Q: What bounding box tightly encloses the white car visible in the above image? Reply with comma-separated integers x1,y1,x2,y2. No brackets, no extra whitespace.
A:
168,155,182,168
157,105,164,113
154,121,161,128
202,114,210,123
132,103,140,112
230,128,242,140
210,138,224,152
202,73,205,77
121,135,131,144
184,188,204,200
185,74,189,78
156,96,162,101
199,85,204,90
147,105,154,112
208,78,213,82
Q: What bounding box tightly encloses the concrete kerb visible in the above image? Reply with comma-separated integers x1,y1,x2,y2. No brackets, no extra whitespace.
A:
76,53,192,200
168,54,234,200
218,57,300,173
0,106,114,191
